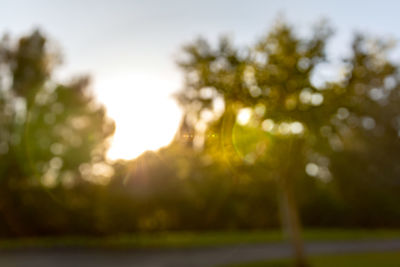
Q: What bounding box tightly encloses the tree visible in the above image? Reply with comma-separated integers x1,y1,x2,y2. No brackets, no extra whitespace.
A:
176,20,400,266
0,30,115,234
326,34,400,227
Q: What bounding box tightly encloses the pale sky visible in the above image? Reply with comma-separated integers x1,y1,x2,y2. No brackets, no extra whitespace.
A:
2,0,400,160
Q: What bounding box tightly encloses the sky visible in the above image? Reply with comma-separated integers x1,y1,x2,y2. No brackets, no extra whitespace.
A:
2,0,400,160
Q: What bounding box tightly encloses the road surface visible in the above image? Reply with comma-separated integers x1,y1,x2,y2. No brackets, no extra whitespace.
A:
1,239,400,267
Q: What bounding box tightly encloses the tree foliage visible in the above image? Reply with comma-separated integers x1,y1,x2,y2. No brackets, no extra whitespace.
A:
176,20,400,195
0,30,115,189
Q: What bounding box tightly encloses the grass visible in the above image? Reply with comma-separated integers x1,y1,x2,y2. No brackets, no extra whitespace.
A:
0,229,400,249
219,251,400,267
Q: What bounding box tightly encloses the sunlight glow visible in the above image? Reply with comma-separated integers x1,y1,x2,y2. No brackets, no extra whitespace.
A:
237,108,252,125
95,72,182,160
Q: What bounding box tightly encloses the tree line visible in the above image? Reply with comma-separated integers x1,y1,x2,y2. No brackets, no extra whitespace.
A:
1,20,400,242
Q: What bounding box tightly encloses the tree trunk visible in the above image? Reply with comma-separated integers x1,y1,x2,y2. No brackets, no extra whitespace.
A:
279,178,308,267
278,139,308,267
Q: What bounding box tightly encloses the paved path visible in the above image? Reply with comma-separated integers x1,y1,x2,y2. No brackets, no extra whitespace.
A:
1,239,400,267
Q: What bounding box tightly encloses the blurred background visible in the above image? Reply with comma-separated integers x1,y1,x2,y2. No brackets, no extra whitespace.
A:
2,1,400,266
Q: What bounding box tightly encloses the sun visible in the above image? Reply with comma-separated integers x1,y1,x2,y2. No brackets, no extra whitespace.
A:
95,71,182,161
